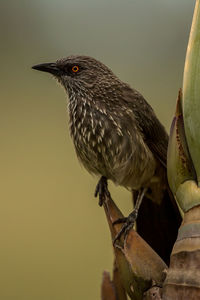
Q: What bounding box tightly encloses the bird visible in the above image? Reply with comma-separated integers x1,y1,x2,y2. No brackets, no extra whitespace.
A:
32,55,182,265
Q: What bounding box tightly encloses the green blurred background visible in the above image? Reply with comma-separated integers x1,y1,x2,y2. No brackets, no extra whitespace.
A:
0,1,195,299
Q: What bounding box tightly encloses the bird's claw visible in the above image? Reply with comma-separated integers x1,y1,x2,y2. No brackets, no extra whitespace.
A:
113,209,138,245
95,176,110,206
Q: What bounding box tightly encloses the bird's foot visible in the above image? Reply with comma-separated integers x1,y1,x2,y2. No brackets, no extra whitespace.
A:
112,209,138,245
95,176,110,206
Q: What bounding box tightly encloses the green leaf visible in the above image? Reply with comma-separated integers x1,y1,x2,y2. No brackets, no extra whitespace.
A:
183,0,200,185
167,90,198,211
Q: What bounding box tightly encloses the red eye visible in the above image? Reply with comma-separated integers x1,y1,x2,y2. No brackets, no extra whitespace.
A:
72,65,79,73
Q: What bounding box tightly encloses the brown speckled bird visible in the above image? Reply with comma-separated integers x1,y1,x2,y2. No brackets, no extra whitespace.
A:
32,55,182,264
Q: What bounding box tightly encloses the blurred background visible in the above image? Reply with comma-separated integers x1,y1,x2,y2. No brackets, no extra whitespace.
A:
0,0,195,299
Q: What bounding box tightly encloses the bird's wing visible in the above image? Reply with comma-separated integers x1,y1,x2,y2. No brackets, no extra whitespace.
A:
122,86,168,168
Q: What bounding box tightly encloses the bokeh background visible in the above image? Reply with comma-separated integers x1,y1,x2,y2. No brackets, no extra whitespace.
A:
0,1,195,299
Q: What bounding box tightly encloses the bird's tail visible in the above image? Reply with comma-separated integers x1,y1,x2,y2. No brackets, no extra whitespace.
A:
133,166,182,266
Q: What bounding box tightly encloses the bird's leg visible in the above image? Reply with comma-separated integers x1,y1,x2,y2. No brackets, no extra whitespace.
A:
95,176,110,206
113,187,148,245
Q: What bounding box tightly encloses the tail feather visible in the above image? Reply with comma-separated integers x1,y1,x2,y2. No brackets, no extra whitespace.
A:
133,167,182,266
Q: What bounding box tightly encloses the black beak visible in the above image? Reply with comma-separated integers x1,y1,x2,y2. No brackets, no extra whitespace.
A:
32,62,61,76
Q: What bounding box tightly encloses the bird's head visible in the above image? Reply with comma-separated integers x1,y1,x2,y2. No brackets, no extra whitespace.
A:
32,55,120,100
